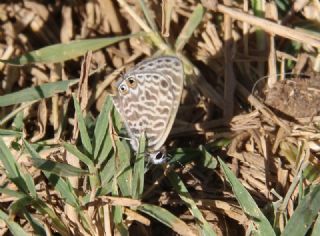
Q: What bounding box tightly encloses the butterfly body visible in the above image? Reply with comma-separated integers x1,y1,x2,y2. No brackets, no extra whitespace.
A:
112,56,184,163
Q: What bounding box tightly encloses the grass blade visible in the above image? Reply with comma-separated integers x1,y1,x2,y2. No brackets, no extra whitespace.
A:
1,35,138,65
24,139,89,177
0,209,29,236
93,96,113,159
73,95,93,155
218,157,275,236
23,211,46,236
311,213,320,236
115,140,132,197
138,204,196,236
0,129,22,136
97,134,113,167
168,171,216,235
0,188,27,199
131,134,146,199
282,185,320,236
33,199,70,235
0,137,28,193
0,79,78,107
64,142,94,168
99,153,115,196
174,4,205,52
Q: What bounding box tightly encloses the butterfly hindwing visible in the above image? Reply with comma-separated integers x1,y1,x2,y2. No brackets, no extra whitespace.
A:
112,56,184,154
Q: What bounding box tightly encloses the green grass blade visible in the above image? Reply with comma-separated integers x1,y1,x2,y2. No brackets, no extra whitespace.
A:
115,140,132,197
1,34,138,65
282,185,320,236
33,199,70,235
45,173,80,208
22,167,37,198
23,211,46,236
218,157,275,236
99,155,115,196
311,213,320,236
64,142,94,168
9,196,33,215
200,145,218,169
93,96,113,159
0,188,27,199
73,95,93,155
97,135,113,167
115,222,129,236
0,129,22,136
0,137,28,193
0,79,78,107
131,134,146,199
167,171,216,235
138,204,195,236
24,139,89,177
174,4,205,52
0,209,29,236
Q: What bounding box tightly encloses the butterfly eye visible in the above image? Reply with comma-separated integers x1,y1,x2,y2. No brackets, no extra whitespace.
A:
118,83,128,95
126,76,137,88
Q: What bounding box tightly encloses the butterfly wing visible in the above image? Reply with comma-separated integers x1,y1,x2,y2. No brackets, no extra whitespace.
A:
112,56,184,152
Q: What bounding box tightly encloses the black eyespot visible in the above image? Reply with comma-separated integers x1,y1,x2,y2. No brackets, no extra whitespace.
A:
126,76,137,88
118,83,128,94
128,77,135,84
155,152,164,160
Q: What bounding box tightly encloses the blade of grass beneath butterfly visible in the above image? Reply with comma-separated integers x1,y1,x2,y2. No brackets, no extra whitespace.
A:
167,171,216,236
97,134,113,167
112,168,124,226
0,209,29,236
0,79,78,107
93,96,113,159
1,34,139,65
0,137,28,193
73,95,93,155
138,0,158,32
174,4,205,52
282,185,320,236
115,140,132,197
99,153,115,196
218,157,275,236
138,204,196,236
131,134,146,199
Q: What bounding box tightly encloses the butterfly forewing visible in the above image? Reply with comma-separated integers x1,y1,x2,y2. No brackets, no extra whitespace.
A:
112,56,184,154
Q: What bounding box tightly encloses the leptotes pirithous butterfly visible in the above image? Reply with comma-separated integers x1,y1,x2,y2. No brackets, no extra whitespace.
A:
112,56,184,164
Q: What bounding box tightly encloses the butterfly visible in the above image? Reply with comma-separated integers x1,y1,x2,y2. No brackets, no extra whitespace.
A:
112,56,184,164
